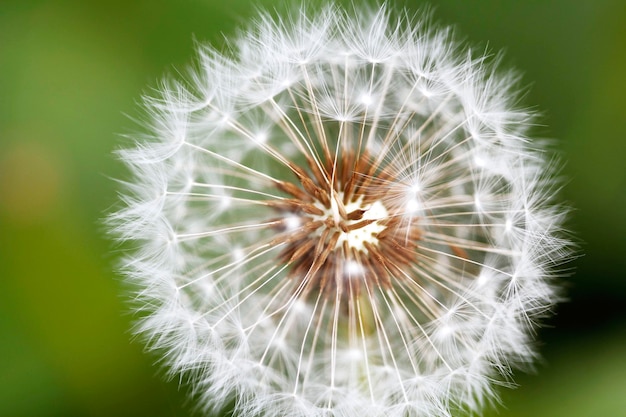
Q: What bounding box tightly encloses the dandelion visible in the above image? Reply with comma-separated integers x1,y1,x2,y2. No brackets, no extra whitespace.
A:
111,3,571,416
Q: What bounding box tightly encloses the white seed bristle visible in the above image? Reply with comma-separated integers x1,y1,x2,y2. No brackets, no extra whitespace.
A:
110,3,571,417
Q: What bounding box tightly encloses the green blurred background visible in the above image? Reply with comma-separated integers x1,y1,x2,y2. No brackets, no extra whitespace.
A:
1,0,625,416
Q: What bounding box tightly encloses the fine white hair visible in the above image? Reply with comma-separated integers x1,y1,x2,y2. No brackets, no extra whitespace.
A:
110,3,571,416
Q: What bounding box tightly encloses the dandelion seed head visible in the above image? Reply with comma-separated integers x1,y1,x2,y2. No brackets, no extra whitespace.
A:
111,3,571,416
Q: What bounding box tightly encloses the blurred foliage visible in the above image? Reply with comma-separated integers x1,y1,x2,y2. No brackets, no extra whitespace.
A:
1,0,624,416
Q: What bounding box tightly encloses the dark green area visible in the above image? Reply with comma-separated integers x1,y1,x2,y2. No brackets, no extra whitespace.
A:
1,0,624,415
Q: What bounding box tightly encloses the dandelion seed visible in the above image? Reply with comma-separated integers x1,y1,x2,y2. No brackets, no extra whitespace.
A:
110,3,571,416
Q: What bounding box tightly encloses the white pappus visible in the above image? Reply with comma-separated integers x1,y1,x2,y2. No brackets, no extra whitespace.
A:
110,3,572,417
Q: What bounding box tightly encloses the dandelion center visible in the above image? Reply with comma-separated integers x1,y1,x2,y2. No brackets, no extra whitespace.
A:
270,151,421,297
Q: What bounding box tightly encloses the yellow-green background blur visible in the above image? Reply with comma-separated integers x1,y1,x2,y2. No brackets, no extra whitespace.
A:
1,0,625,416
